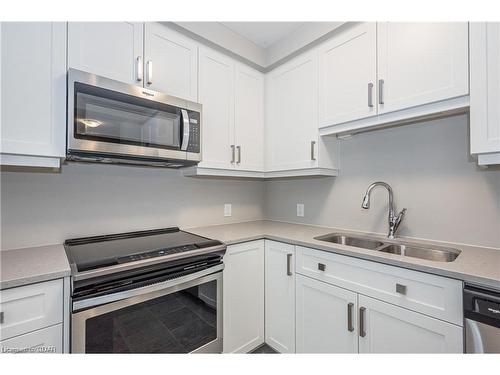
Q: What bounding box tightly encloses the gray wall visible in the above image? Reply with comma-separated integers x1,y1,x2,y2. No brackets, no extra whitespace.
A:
265,115,500,249
0,163,265,250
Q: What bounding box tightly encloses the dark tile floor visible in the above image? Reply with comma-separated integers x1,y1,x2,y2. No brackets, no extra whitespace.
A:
250,344,279,354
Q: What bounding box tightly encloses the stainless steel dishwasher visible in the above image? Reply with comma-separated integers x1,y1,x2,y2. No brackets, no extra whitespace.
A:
464,285,500,353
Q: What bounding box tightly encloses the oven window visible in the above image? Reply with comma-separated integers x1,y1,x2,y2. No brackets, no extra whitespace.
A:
74,82,181,150
84,280,217,353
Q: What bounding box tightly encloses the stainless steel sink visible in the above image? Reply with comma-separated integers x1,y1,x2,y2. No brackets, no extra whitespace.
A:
314,233,384,250
314,232,461,262
378,244,460,262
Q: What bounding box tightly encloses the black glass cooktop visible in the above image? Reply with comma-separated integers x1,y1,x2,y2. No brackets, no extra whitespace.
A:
64,227,223,272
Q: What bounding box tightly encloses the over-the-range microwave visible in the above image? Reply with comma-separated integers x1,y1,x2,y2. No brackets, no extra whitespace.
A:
67,69,201,168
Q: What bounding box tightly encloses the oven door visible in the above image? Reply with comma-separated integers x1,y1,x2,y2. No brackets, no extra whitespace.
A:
71,267,222,353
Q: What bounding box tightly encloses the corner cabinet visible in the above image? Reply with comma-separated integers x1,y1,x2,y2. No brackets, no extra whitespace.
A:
265,50,339,176
222,240,265,353
1,22,67,168
470,22,500,165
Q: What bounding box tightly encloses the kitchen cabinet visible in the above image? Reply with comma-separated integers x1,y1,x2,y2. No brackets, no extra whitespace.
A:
264,240,295,353
470,22,500,165
144,23,198,101
377,22,469,115
0,22,66,168
265,50,338,174
222,240,264,353
0,324,63,354
358,294,463,353
296,274,358,353
68,22,143,85
318,22,377,126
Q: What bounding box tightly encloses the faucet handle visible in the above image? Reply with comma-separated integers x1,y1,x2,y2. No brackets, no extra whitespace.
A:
395,208,407,225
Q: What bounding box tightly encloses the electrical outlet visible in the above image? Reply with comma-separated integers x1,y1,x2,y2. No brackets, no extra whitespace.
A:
224,204,232,217
297,203,305,217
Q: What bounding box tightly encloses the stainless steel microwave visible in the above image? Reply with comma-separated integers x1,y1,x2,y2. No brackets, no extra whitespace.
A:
67,69,201,168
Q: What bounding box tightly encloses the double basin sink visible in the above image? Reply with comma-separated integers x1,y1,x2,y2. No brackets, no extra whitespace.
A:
314,233,460,262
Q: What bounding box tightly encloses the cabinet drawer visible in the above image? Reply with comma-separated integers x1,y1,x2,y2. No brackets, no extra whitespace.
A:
0,324,62,353
0,279,63,340
295,246,462,325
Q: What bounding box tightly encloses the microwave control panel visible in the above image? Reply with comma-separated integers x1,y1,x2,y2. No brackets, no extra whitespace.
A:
186,110,200,153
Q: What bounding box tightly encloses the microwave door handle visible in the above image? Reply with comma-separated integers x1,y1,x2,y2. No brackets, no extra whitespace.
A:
180,109,190,151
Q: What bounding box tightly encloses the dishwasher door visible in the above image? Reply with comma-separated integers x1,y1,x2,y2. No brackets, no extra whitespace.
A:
464,285,500,353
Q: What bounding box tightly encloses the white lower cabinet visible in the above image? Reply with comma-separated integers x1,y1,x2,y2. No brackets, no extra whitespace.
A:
358,295,463,353
264,240,295,353
222,240,264,353
0,324,63,354
296,274,358,353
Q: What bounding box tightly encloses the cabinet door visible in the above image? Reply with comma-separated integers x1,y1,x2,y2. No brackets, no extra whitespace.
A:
144,23,198,101
68,22,143,85
266,50,319,171
265,241,295,353
0,324,63,354
296,274,358,353
198,47,235,169
234,63,264,171
223,240,264,353
319,22,377,126
1,22,66,159
358,295,463,353
377,22,469,114
470,22,500,157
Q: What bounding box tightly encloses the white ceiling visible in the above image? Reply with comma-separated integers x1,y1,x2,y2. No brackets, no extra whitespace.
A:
220,22,306,49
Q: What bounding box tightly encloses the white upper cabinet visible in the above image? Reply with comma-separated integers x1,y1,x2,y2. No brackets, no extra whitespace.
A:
68,22,143,85
265,51,320,171
264,241,295,353
198,47,235,169
319,22,377,126
234,63,264,171
358,294,463,353
470,22,500,165
377,22,469,114
1,22,66,167
144,23,198,101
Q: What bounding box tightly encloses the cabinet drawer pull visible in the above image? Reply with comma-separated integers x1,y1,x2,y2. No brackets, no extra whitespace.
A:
359,307,366,337
286,253,293,276
347,303,354,332
146,60,153,85
396,283,407,295
310,141,316,161
0,311,4,324
236,145,241,164
136,56,143,82
230,145,235,163
368,82,374,107
318,263,326,271
378,79,384,104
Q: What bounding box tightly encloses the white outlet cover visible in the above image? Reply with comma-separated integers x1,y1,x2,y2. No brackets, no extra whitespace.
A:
224,204,232,217
297,203,305,217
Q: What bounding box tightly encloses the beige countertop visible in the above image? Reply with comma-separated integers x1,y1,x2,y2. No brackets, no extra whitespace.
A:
1,220,498,291
187,220,500,290
0,244,71,290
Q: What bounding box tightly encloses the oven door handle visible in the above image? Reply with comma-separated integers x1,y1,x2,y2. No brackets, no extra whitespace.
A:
73,263,224,311
180,109,190,151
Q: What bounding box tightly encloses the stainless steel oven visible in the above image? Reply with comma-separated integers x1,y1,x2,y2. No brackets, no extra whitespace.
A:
65,227,225,354
67,69,201,168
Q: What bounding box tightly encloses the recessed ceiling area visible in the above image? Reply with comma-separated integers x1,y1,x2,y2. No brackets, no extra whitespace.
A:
220,22,306,48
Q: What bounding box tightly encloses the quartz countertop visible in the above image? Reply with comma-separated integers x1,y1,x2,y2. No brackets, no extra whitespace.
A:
0,244,71,289
186,220,500,290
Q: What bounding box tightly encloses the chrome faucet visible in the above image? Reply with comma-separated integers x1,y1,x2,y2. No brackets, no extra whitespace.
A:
361,182,407,239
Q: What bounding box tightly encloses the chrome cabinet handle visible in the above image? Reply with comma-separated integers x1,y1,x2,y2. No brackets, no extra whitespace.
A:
368,82,374,107
146,60,153,85
359,307,366,337
236,146,241,164
310,141,316,161
286,253,292,276
378,79,384,104
396,283,407,295
0,311,4,324
136,56,143,82
318,263,326,271
230,145,235,163
347,303,354,332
